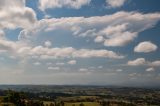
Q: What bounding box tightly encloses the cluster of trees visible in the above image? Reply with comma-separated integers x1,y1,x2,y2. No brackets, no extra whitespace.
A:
3,90,26,106
2,90,45,106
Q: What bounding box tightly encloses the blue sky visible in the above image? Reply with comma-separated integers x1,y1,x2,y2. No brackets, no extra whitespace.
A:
0,0,160,87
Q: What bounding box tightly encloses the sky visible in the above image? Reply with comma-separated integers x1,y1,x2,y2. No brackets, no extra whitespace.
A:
0,0,160,87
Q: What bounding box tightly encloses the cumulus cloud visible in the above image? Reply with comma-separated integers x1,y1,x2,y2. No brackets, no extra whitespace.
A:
19,11,160,47
68,60,77,65
104,30,137,46
94,36,104,43
127,58,160,67
44,41,52,47
134,41,158,53
106,0,127,8
73,49,124,59
0,0,37,29
0,39,27,55
146,67,155,72
149,61,160,67
127,58,146,66
39,0,91,11
0,39,123,59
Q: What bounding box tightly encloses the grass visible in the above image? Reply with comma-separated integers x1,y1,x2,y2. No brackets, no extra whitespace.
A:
0,103,15,106
78,96,99,99
64,102,100,106
43,101,55,105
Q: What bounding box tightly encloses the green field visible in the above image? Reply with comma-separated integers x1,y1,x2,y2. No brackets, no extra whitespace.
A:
0,103,15,106
57,96,99,101
43,101,55,105
64,102,100,106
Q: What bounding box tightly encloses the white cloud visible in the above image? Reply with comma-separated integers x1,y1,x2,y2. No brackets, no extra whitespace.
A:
134,41,158,53
0,0,37,29
48,66,60,70
33,62,41,66
98,66,103,69
104,30,137,47
100,23,137,46
19,11,160,47
79,68,88,72
127,58,160,67
116,69,123,72
56,62,65,66
146,67,155,72
0,38,123,59
0,30,5,38
149,61,160,67
44,41,52,47
72,49,124,59
39,0,91,11
79,29,96,37
106,0,127,8
68,60,77,65
129,73,137,77
94,36,104,43
1,1,160,86
127,58,146,66
0,39,27,55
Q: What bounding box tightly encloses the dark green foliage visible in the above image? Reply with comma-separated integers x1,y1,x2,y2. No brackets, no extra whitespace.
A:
79,102,85,106
6,90,25,106
50,103,54,106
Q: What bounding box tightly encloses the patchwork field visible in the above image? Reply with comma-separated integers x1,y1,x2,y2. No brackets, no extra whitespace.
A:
64,102,100,106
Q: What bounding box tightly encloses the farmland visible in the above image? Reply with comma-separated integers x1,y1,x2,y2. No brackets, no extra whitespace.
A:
0,85,159,106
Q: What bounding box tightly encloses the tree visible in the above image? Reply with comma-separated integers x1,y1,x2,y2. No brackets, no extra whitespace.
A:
79,102,85,106
61,101,64,106
50,103,54,106
7,90,25,106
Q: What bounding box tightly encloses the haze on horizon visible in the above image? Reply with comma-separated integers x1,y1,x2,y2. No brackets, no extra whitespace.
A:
0,0,160,87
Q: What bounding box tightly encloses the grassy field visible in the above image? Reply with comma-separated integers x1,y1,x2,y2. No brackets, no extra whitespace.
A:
64,102,100,106
0,103,15,106
0,96,14,106
0,96,3,103
43,101,55,105
78,96,99,99
57,96,99,101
